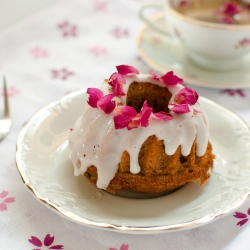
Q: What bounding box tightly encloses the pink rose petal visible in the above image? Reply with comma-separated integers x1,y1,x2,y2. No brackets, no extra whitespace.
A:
193,107,201,113
174,87,198,105
127,114,141,130
179,0,189,7
152,111,173,121
223,2,239,16
169,103,190,114
140,101,152,127
0,190,8,198
28,236,43,247
159,71,183,86
221,16,234,24
149,70,159,80
44,234,54,247
0,202,7,212
108,72,126,96
113,106,137,129
87,88,104,108
116,65,139,75
97,94,116,114
4,197,15,203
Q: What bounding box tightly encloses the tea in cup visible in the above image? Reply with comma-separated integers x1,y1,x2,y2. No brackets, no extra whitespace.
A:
140,0,250,71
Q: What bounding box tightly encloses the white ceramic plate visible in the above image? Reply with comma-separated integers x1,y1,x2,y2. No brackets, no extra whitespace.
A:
137,14,250,89
16,90,250,234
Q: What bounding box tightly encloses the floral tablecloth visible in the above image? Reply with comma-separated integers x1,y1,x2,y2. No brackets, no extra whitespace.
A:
1,0,250,249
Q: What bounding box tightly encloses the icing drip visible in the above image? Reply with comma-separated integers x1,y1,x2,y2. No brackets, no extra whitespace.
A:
69,74,209,190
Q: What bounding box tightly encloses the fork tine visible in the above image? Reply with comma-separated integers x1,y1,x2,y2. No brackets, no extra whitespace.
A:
3,76,10,119
0,76,11,141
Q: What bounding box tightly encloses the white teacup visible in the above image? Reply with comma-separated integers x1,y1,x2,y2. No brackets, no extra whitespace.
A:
140,0,250,72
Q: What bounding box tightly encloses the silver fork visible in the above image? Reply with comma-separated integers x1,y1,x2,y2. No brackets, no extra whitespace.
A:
0,77,11,141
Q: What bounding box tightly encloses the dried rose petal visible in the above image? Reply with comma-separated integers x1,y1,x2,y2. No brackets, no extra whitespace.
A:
174,87,198,105
97,94,116,114
149,70,159,80
152,111,173,121
127,114,141,130
193,107,201,113
223,2,240,16
108,72,126,96
179,0,189,7
159,71,183,86
113,106,137,129
116,65,139,75
87,88,104,108
140,101,153,127
150,70,183,86
169,103,190,114
221,16,234,24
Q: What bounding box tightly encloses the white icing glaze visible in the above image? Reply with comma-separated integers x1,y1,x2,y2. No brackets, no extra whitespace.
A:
68,74,209,190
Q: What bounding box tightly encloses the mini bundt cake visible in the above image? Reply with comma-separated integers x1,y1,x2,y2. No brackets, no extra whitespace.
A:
68,65,214,198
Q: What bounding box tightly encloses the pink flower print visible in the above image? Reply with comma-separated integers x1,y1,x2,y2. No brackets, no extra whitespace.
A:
234,208,250,226
179,0,189,7
92,0,108,11
110,244,129,250
28,234,64,250
0,190,15,212
51,68,74,80
187,74,198,80
173,27,179,37
30,46,48,59
151,36,162,45
239,38,250,47
136,55,147,66
57,20,78,37
110,27,130,39
0,86,20,97
221,89,245,97
89,46,108,56
235,38,250,49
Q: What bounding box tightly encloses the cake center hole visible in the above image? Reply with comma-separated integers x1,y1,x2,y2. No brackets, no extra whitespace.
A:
126,81,172,113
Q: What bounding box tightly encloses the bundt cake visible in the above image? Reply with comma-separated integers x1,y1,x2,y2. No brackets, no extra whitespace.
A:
68,65,214,198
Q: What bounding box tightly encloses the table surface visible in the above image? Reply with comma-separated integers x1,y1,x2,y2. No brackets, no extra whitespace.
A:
1,0,250,249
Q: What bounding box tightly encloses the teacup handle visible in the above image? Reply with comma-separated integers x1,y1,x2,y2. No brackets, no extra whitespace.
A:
139,3,170,36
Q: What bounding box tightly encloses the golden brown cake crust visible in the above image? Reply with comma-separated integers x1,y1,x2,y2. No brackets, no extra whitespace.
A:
84,137,214,194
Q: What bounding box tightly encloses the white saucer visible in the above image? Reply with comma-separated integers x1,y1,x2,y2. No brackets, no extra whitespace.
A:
137,14,250,89
16,91,250,234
